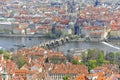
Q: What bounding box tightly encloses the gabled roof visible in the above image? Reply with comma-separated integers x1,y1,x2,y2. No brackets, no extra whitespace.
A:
51,63,88,74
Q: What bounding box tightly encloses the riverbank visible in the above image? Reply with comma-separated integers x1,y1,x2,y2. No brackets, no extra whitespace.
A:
0,34,46,38
70,38,86,42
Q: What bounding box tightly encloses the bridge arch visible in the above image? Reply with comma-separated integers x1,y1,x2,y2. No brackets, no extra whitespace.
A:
61,39,65,44
65,37,70,42
55,40,59,46
39,36,70,49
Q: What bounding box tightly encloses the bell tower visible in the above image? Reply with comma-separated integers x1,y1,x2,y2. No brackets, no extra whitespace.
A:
1,63,8,80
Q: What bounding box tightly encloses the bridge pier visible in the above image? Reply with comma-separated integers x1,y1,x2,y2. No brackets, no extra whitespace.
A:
55,41,59,46
61,39,65,45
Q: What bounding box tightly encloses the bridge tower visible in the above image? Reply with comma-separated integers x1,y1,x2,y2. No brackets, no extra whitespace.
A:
94,0,100,7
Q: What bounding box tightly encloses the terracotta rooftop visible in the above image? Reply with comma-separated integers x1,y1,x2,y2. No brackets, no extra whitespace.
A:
51,63,88,74
84,26,103,30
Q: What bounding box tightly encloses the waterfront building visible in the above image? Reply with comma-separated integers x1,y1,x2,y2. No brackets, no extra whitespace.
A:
110,20,120,38
81,26,106,41
13,28,25,34
36,26,50,35
0,17,16,33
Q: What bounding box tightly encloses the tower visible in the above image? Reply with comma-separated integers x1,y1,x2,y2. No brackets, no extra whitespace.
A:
94,0,100,7
51,22,56,34
74,23,79,35
1,64,8,80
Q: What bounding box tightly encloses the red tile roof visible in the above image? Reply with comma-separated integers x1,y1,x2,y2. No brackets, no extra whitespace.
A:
51,63,88,74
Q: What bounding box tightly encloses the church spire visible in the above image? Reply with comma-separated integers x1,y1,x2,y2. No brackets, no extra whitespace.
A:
1,61,8,80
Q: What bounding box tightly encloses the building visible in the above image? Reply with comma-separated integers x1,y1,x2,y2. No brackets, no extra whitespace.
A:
13,28,25,34
36,26,50,35
81,26,106,41
0,17,16,33
74,64,120,80
49,63,88,80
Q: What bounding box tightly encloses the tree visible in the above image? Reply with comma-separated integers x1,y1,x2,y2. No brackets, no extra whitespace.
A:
0,49,4,54
0,49,10,60
66,53,73,62
86,49,97,61
115,52,120,64
11,53,27,69
81,52,87,62
16,59,27,69
106,52,116,64
4,29,10,34
104,60,110,64
72,59,79,64
96,53,105,66
3,52,10,60
86,60,97,71
86,49,105,62
63,76,70,80
45,32,56,39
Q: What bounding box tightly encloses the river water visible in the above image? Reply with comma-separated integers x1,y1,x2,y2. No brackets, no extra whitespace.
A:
0,37,50,50
0,37,120,53
54,41,120,55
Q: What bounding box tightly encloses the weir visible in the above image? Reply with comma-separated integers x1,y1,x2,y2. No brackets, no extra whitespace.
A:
101,42,120,50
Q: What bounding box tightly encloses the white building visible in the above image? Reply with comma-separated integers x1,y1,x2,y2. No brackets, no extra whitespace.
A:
13,28,25,34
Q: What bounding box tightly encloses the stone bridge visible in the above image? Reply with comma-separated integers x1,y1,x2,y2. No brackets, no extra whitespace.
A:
39,36,70,49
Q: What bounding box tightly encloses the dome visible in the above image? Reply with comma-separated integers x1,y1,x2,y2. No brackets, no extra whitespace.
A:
89,69,95,74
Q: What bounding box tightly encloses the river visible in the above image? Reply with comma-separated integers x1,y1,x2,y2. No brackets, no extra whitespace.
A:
53,41,120,55
0,37,50,50
0,37,120,54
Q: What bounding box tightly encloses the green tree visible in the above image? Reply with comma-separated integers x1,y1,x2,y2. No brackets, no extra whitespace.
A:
56,30,63,38
86,49,105,61
63,76,70,80
0,49,4,54
96,53,105,66
104,60,110,64
11,53,27,69
0,49,10,60
46,30,63,39
4,29,10,34
46,32,56,39
106,52,116,64
86,49,97,61
16,59,27,69
86,60,97,71
72,59,79,64
81,52,87,62
66,53,73,62
116,52,120,64
3,52,10,60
